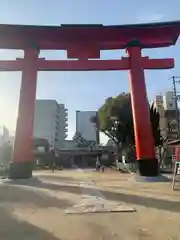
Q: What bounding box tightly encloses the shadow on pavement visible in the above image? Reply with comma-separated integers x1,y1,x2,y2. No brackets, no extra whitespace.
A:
6,178,81,195
0,184,73,209
22,180,180,213
110,185,180,197
0,208,61,240
101,190,180,213
38,174,80,183
4,178,180,213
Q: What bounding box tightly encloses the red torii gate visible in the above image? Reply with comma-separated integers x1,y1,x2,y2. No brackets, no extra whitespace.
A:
0,21,180,178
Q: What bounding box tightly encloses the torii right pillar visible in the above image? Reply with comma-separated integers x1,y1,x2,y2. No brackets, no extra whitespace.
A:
127,45,160,176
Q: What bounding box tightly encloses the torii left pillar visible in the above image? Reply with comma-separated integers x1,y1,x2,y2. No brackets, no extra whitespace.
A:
9,48,39,179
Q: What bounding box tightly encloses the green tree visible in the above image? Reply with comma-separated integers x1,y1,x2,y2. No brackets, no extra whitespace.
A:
91,93,161,161
91,93,134,148
150,103,161,146
150,105,173,167
73,132,96,149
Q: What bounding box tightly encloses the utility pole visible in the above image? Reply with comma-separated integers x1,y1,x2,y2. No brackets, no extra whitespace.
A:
171,76,180,138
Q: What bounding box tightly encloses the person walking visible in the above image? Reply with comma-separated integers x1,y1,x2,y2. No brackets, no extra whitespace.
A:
96,159,100,171
50,150,56,172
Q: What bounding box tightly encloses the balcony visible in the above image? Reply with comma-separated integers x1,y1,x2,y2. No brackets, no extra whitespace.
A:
56,119,59,126
170,128,178,133
168,132,178,140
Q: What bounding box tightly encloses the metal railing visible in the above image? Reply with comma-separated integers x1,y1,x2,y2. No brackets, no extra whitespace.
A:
172,154,180,162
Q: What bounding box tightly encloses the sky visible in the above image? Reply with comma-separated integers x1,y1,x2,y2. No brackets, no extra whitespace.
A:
0,0,180,144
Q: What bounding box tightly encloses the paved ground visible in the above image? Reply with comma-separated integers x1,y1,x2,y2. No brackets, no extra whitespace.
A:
0,169,180,239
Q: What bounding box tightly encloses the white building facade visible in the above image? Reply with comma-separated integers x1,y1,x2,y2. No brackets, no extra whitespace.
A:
163,91,176,111
76,110,99,143
33,100,68,150
0,126,9,146
154,92,180,141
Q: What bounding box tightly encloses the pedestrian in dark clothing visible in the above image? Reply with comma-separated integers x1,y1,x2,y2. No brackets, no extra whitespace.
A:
50,150,56,172
96,159,100,171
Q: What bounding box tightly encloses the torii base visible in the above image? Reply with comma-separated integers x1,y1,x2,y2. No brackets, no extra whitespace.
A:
9,162,33,179
137,158,159,177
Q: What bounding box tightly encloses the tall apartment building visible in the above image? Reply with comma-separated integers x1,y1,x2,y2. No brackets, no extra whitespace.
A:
163,91,176,111
76,110,99,143
33,100,68,149
0,126,9,146
154,91,179,141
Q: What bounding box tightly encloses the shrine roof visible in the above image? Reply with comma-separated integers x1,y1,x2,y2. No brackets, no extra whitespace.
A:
0,20,180,50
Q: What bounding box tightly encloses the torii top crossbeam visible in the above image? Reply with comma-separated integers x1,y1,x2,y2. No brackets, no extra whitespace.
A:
5,20,180,179
0,21,180,58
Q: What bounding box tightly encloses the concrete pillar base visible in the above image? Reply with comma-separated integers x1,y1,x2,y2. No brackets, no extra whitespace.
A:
9,162,33,179
137,158,159,177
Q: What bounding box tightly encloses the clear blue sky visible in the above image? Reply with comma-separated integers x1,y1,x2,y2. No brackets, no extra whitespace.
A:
0,0,180,143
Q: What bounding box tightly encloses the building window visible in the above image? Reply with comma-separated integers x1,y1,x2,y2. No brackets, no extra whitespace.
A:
170,123,177,130
168,132,177,139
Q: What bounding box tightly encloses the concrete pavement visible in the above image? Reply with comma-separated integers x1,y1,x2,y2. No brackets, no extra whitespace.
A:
0,169,180,239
